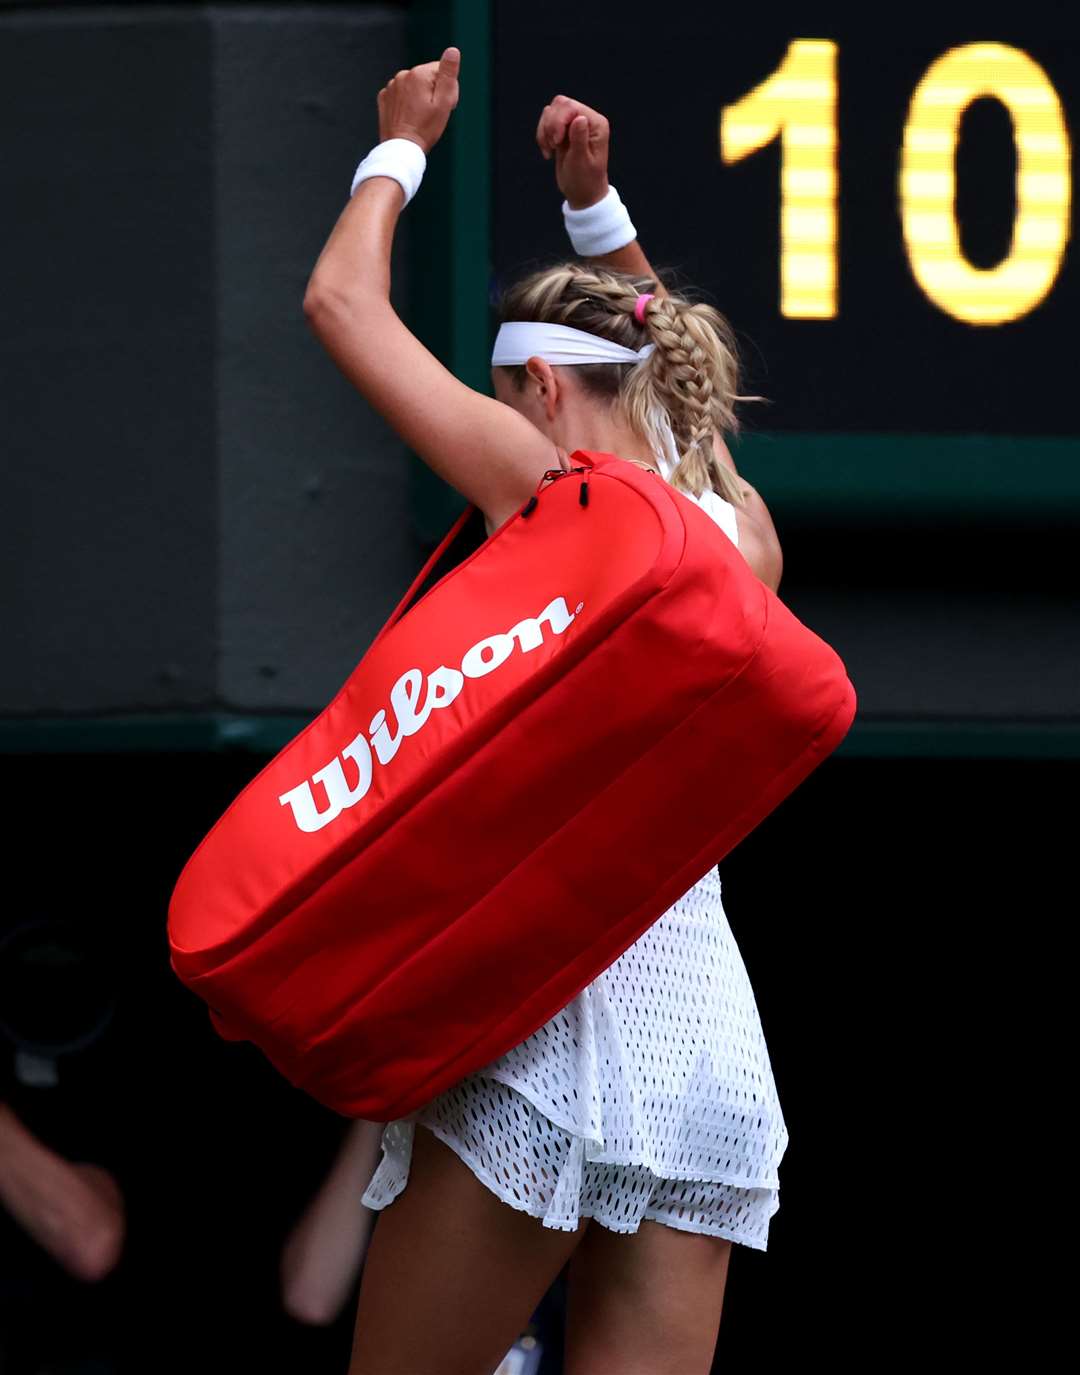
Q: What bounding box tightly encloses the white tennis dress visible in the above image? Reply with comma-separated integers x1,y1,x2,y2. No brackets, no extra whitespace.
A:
361,470,789,1251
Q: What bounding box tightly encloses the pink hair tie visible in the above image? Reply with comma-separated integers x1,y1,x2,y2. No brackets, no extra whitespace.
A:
633,292,655,325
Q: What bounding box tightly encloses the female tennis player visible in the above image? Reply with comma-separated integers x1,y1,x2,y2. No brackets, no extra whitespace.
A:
304,47,787,1375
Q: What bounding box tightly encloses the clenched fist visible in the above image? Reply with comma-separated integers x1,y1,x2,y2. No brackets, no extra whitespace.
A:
377,46,460,154
536,94,611,209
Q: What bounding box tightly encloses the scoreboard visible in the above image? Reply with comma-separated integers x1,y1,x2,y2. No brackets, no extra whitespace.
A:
491,12,1079,521
720,39,1069,329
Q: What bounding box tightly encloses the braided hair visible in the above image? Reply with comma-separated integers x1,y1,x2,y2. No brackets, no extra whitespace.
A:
494,263,762,507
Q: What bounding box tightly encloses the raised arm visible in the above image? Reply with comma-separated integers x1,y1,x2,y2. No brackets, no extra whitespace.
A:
536,97,783,591
303,49,559,534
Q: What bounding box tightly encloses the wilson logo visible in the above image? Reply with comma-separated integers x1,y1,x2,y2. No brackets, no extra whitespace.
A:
279,594,582,834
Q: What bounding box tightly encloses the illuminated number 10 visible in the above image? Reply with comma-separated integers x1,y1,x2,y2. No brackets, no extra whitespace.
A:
720,40,1072,324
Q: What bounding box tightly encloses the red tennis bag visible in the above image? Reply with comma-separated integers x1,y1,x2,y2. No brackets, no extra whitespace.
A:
168,451,856,1120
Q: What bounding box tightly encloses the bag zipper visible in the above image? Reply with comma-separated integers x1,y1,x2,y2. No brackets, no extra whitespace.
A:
520,464,591,519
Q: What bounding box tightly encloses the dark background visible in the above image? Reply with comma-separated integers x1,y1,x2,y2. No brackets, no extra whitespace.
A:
1,3,1073,1373
2,750,1064,1371
0,1,418,721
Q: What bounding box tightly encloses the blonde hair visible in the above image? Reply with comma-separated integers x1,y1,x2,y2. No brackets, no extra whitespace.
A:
494,262,762,507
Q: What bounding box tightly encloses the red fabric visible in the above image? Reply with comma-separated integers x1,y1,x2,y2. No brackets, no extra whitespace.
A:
168,452,856,1119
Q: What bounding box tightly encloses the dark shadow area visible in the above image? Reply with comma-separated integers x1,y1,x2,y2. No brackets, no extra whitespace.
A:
0,750,1063,1371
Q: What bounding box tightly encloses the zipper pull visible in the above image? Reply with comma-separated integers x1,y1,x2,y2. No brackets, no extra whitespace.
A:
521,464,593,519
522,467,570,519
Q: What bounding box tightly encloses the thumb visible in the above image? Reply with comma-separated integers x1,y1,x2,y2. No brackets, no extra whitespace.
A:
569,114,589,151
438,45,461,87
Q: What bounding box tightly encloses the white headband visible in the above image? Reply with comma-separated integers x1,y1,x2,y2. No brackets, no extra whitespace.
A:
491,321,655,368
490,323,684,479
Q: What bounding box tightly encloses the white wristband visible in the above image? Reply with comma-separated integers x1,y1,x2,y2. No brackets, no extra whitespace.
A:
562,183,637,256
350,137,427,207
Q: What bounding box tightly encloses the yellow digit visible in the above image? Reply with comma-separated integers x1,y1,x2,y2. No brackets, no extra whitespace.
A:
720,40,839,319
900,43,1071,324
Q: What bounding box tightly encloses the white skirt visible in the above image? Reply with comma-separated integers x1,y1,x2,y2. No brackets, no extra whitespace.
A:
362,866,789,1252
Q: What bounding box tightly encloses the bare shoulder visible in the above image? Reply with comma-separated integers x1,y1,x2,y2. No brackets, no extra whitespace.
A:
731,488,783,593
709,434,783,590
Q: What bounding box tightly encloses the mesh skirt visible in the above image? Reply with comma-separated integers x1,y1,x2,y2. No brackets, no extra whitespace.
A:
362,1074,781,1251
362,866,787,1253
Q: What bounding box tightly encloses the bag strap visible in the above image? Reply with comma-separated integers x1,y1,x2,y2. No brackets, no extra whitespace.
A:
369,501,478,653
